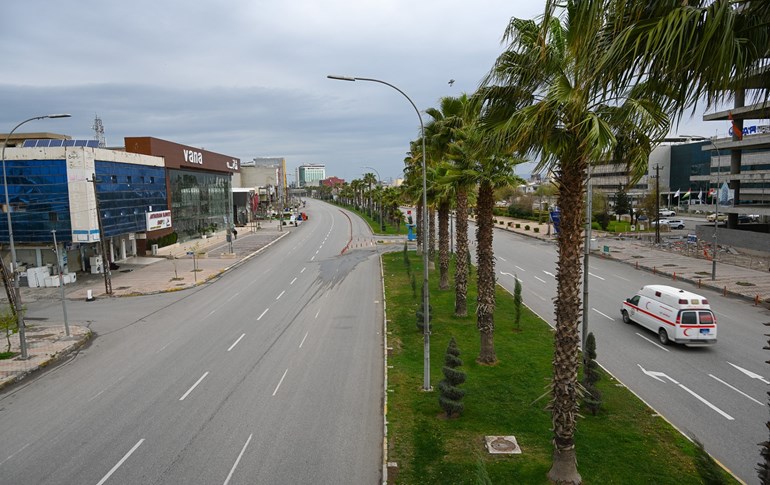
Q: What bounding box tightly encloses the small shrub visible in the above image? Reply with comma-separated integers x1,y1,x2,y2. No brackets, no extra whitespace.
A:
533,227,540,233
513,276,522,331
438,337,466,418
507,222,513,227
582,332,602,415
524,225,530,231
515,223,521,229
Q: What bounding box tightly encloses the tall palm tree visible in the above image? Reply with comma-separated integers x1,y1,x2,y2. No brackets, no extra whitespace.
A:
362,172,378,219
480,3,670,482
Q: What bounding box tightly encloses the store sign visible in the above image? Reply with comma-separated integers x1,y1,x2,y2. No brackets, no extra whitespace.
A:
729,124,770,138
183,149,203,165
146,210,172,231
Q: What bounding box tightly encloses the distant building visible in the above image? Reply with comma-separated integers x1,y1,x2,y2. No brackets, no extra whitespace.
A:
320,176,345,188
298,164,326,187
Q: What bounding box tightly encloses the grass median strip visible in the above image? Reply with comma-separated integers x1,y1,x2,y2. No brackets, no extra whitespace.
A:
383,251,738,484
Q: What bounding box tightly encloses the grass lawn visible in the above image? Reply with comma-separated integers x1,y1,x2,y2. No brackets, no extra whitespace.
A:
383,250,738,484
332,202,408,236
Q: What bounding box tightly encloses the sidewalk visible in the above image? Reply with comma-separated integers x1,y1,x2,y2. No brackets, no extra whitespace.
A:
0,222,293,391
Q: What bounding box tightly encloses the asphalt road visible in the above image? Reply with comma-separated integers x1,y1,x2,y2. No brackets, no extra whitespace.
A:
0,200,384,485
472,221,769,483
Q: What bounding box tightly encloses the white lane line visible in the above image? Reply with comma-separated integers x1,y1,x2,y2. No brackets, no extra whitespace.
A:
497,256,507,262
311,256,315,261
709,374,764,406
714,310,729,318
179,372,210,401
315,249,319,255
89,376,125,402
227,334,246,352
515,266,526,272
0,443,29,467
273,369,288,396
543,270,555,278
290,277,297,285
223,434,253,485
591,308,615,320
679,383,734,420
208,309,217,316
727,362,770,384
588,272,605,281
635,332,670,352
315,310,320,319
614,274,631,282
95,439,145,485
276,290,285,300
157,341,172,353
301,267,306,273
299,332,309,348
534,276,546,284
226,291,241,303
257,308,269,321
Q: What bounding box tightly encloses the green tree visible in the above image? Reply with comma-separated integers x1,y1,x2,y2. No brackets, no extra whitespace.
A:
0,305,17,354
582,332,602,416
362,172,377,218
513,276,522,331
480,3,670,481
438,337,466,418
614,186,630,219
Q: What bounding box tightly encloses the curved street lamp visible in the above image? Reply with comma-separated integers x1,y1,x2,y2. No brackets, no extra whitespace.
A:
2,114,71,358
328,75,431,391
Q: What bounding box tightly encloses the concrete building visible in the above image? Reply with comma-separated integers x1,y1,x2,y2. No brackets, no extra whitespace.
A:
297,163,325,187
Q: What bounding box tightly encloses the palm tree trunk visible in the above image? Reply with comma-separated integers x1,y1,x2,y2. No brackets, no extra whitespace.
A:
429,208,436,264
454,188,469,317
548,160,585,485
438,200,450,290
476,180,496,364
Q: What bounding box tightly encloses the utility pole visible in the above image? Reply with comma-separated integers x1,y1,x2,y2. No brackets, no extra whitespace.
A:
90,174,112,295
51,230,70,336
654,165,661,245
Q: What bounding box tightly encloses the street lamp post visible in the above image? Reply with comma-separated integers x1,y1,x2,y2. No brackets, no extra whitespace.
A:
2,114,71,358
328,75,432,391
362,166,383,232
711,140,722,281
51,230,70,337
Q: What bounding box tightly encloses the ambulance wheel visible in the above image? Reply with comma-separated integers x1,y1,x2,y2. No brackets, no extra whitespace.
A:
658,329,670,346
621,311,632,324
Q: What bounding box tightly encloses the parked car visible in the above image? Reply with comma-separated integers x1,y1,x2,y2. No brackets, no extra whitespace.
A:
651,219,670,226
706,212,727,222
658,209,676,217
666,219,686,229
738,214,752,223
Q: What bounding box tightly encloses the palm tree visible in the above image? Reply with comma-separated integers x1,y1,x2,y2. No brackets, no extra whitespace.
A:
480,3,670,482
362,172,378,219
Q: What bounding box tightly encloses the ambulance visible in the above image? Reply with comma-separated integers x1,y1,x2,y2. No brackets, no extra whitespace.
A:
620,285,717,346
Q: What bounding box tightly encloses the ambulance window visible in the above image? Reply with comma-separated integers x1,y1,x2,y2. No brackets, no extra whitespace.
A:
680,311,697,325
698,312,714,325
629,295,640,305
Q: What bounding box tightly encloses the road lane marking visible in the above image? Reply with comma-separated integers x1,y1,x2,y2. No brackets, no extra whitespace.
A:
497,256,507,262
515,266,526,272
95,439,145,485
273,369,288,396
315,249,319,255
638,365,733,420
728,362,770,384
89,376,125,401
223,434,253,485
315,310,320,319
180,372,209,401
157,341,173,353
613,274,631,282
311,256,315,261
257,308,269,321
226,291,241,303
709,374,764,406
534,276,546,284
591,308,614,320
301,267,306,273
588,272,605,280
635,333,670,352
0,443,29,467
299,332,309,348
208,309,217,316
276,290,285,300
543,270,555,278
227,334,246,352
290,277,297,285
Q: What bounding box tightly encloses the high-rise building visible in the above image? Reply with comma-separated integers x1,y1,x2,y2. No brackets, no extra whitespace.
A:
298,164,326,187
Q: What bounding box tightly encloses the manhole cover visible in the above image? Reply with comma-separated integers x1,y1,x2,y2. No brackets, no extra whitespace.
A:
485,435,522,454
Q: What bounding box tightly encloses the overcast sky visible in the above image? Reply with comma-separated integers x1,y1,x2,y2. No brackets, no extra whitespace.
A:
1,0,724,184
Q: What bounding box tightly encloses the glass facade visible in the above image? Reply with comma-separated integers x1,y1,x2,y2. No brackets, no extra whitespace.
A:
169,169,232,241
95,161,168,238
671,141,710,194
0,159,71,243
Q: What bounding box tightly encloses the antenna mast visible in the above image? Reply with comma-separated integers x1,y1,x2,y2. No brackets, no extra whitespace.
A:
92,114,106,148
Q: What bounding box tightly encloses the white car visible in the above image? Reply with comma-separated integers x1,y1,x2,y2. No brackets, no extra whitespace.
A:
658,209,676,217
666,219,685,229
651,218,670,226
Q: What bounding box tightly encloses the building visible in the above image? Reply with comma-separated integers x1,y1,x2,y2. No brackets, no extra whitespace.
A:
124,137,240,243
297,163,325,187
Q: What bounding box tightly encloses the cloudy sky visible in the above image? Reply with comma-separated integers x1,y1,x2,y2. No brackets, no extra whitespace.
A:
1,0,722,184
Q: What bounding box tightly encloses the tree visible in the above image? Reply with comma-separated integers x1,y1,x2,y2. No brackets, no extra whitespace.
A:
438,337,466,418
480,3,670,481
513,276,522,331
614,186,631,220
362,172,377,218
0,305,17,353
582,332,602,416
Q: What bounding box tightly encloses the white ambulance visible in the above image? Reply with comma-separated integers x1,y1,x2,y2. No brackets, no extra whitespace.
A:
620,284,717,346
